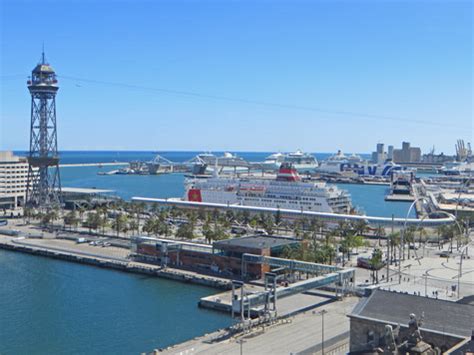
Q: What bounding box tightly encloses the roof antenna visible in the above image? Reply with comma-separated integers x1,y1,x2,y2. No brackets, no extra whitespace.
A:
41,42,45,64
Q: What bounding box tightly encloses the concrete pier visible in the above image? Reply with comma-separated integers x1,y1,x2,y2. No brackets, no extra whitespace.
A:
0,236,231,290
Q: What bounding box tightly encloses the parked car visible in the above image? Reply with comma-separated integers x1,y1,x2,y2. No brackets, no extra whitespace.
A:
439,251,451,258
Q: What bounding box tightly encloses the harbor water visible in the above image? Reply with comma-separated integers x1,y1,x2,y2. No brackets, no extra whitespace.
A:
0,249,231,354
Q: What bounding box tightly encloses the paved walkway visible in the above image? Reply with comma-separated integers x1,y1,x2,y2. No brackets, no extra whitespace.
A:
159,296,358,355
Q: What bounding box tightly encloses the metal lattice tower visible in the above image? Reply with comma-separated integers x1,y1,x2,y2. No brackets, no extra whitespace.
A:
26,50,62,207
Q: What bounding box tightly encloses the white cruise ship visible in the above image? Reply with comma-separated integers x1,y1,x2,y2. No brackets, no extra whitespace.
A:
184,163,352,214
316,150,403,177
261,150,318,172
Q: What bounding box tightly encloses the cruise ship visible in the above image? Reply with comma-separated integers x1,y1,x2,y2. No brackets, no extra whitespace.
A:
261,150,319,172
184,163,352,214
316,150,403,177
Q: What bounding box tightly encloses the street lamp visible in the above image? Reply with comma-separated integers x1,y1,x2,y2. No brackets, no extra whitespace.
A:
236,339,246,355
457,245,469,299
314,309,328,354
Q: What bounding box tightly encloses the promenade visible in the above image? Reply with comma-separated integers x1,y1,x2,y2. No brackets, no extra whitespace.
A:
159,295,357,355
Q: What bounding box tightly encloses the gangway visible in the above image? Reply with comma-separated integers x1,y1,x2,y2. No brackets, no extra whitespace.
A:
232,255,355,320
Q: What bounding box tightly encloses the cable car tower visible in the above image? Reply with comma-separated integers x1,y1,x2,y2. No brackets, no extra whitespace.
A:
26,50,62,207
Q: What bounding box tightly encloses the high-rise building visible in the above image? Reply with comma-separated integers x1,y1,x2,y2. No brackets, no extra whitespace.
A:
0,151,30,209
393,142,421,163
371,143,387,164
26,51,62,207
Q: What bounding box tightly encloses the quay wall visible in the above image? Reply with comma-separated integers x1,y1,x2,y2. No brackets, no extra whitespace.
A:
0,240,232,290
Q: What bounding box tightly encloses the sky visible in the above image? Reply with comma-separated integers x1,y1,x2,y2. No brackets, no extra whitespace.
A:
0,0,472,154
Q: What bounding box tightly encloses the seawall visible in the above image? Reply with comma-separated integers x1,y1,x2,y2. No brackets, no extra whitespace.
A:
0,240,232,290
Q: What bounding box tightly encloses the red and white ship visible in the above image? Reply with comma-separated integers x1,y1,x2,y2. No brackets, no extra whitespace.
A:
185,163,352,214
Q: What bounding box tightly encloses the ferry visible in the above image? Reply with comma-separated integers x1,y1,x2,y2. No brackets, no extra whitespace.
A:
316,150,403,177
389,171,414,195
261,150,318,172
184,163,352,214
191,152,249,175
438,161,474,176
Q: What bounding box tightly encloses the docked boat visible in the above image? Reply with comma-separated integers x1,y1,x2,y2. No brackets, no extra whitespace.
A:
261,150,318,172
189,152,249,175
439,161,474,175
316,150,403,177
283,150,319,173
184,163,352,214
261,152,285,170
389,172,414,195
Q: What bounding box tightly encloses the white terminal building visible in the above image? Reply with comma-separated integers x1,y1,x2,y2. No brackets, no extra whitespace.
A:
0,151,29,209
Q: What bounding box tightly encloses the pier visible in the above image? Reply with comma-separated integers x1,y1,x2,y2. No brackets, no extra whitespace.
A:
59,162,129,167
0,234,231,290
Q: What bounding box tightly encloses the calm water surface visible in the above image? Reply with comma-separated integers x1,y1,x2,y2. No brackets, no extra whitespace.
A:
0,249,231,354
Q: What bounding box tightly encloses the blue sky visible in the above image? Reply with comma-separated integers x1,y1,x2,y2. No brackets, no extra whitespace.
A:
1,0,472,154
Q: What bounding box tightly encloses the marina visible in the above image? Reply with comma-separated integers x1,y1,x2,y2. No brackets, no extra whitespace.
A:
1,2,472,352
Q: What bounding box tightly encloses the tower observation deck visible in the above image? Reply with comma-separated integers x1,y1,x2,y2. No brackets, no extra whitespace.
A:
26,51,61,207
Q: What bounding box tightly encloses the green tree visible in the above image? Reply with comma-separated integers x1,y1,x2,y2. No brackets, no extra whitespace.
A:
353,220,368,237
143,217,156,236
64,210,79,231
404,226,417,259
176,222,194,240
387,231,400,264
112,213,129,237
369,248,384,284
85,211,102,233
275,209,282,226
129,220,139,235
263,214,275,235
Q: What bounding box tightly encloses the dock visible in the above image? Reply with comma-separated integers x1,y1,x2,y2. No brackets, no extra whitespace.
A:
59,162,129,167
384,194,416,202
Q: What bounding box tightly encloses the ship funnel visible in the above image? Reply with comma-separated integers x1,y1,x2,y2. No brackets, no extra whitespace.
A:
276,163,301,182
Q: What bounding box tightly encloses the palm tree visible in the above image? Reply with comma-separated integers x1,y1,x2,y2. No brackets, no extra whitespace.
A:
77,206,86,225
263,214,275,235
112,213,128,237
151,202,160,216
369,248,384,284
417,226,426,248
387,231,400,265
86,211,101,234
336,221,351,238
176,222,194,240
128,220,139,235
64,210,79,231
143,217,155,236
353,220,368,237
436,225,446,250
404,226,416,259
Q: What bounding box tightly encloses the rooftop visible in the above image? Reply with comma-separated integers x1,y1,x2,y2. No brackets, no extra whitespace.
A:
349,289,473,338
213,235,299,250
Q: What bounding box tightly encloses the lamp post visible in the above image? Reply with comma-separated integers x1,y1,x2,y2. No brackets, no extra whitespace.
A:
236,339,246,355
458,246,469,299
319,309,328,354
